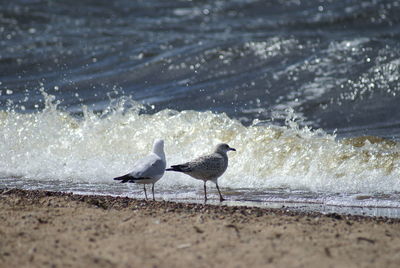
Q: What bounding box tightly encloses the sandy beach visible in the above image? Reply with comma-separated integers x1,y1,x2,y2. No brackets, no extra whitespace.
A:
1,188,400,268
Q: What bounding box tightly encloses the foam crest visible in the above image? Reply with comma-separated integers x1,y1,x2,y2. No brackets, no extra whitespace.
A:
1,94,400,194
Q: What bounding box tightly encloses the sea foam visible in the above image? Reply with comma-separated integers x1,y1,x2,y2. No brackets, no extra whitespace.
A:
1,93,400,194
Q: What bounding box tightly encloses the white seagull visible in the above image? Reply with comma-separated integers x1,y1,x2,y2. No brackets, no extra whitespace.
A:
114,139,166,201
166,143,236,202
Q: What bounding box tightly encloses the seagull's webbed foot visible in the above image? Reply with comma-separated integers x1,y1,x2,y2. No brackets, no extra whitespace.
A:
215,183,225,202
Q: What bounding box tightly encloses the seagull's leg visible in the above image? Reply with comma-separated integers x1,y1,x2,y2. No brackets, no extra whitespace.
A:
143,185,148,200
152,183,155,201
216,182,225,202
203,181,207,204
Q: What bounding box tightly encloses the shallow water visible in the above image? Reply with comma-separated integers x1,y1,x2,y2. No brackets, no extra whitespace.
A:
1,0,400,217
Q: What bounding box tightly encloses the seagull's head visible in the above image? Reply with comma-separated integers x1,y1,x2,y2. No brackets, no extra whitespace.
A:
215,143,236,154
152,139,165,156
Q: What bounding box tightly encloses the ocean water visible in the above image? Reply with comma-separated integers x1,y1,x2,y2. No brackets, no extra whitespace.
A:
1,0,400,217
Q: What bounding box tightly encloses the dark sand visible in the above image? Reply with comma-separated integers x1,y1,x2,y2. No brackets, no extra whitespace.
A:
1,188,400,267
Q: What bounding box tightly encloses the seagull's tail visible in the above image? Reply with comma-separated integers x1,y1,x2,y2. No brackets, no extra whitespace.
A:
113,174,134,183
166,164,189,172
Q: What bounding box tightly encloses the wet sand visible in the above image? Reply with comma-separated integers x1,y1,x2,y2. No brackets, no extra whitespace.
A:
1,188,400,268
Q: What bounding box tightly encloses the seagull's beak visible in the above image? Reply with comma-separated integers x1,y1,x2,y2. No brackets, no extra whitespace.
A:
229,147,236,151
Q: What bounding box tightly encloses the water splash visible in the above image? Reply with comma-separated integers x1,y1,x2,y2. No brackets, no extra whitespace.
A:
1,92,400,195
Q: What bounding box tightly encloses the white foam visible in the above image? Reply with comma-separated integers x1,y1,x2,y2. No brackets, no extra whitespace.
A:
1,93,400,194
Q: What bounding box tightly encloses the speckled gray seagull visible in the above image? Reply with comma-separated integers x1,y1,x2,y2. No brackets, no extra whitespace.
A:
113,139,166,201
166,143,236,202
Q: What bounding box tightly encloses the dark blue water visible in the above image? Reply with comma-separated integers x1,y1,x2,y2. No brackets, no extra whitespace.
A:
1,0,400,134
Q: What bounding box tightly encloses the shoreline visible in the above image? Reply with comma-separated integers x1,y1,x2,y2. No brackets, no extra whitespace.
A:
1,188,400,267
2,187,399,222
2,183,400,219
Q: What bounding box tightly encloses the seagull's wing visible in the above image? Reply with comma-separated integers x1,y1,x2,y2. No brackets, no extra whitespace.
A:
168,153,224,172
189,153,225,171
130,153,166,179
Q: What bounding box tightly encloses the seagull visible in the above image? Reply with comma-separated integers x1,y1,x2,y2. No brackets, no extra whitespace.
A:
166,143,236,203
113,139,166,201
